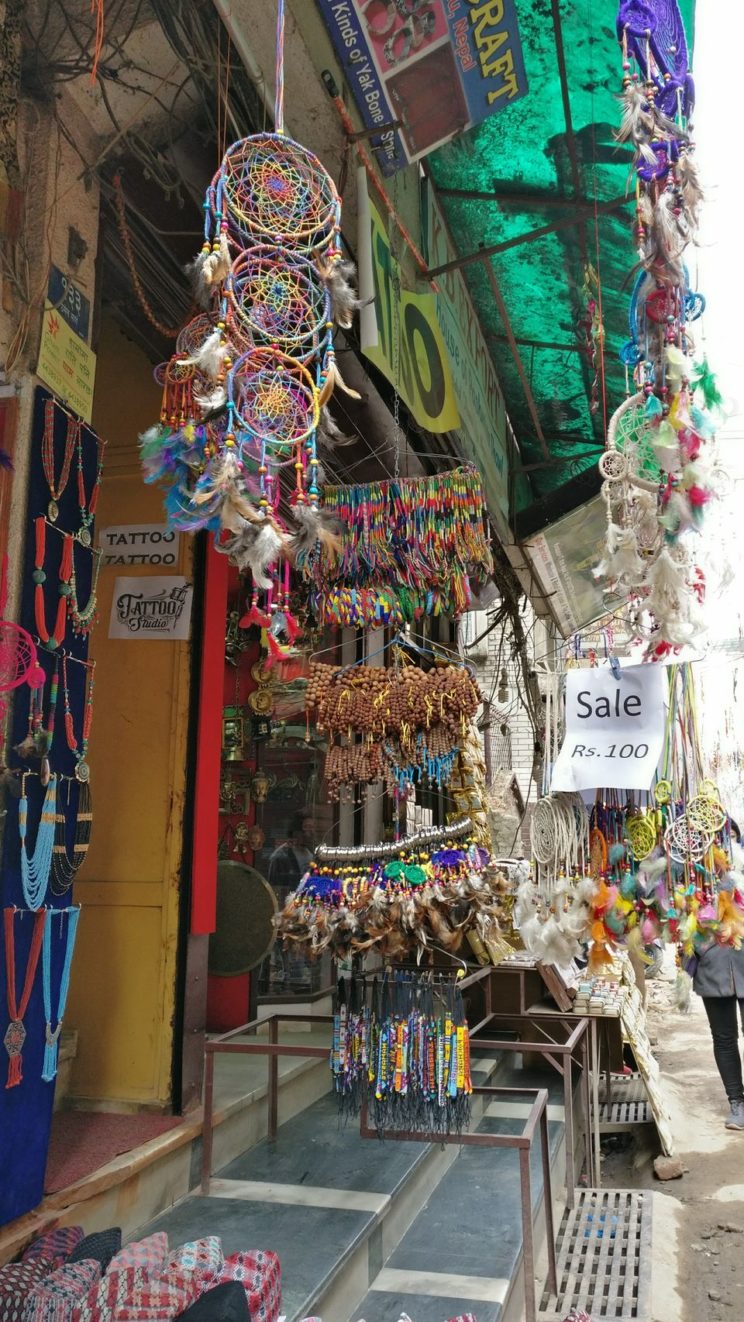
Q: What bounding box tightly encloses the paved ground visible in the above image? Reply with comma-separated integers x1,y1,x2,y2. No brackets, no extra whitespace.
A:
601,966,744,1322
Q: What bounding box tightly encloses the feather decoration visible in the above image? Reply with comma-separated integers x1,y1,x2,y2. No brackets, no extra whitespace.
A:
691,357,724,412
319,356,362,405
184,327,228,380
658,490,693,535
317,256,360,329
202,230,231,288
194,384,227,415
318,405,353,449
185,250,212,309
665,344,693,390
595,526,645,583
245,521,285,589
615,82,656,160
676,150,704,224
191,449,242,506
286,503,343,563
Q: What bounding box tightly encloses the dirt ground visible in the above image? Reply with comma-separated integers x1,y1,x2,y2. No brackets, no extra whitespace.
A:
599,966,744,1321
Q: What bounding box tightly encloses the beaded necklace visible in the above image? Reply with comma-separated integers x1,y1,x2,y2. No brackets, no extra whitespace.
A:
33,518,73,652
19,773,58,910
68,543,101,636
61,655,95,783
75,428,104,547
41,399,77,523
3,907,46,1087
41,906,80,1081
51,781,93,892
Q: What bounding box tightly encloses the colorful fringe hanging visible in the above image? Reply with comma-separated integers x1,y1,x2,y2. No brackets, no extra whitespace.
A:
331,971,473,1137
299,467,493,628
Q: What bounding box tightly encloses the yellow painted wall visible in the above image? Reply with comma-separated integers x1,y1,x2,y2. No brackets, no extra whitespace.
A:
64,315,193,1109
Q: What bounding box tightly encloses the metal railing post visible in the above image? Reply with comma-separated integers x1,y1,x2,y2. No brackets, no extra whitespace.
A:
268,1016,279,1141
519,1143,537,1322
540,1103,558,1295
201,1047,215,1194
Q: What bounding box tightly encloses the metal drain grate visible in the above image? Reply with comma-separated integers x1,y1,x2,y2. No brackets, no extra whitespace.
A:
598,1098,652,1127
539,1189,651,1320
598,1076,647,1107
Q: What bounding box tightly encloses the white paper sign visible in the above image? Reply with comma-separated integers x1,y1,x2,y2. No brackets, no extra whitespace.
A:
99,524,180,567
109,576,193,640
551,663,666,792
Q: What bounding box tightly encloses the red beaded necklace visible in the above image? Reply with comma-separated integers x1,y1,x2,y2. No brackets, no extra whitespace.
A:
3,907,46,1087
41,399,78,523
33,518,73,651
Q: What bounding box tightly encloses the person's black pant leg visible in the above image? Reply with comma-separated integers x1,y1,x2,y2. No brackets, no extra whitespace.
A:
703,996,744,1102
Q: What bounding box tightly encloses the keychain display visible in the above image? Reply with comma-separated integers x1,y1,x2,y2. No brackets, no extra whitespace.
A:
331,971,473,1137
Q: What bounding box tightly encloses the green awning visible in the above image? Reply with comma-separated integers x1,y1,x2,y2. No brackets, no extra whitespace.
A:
427,0,695,531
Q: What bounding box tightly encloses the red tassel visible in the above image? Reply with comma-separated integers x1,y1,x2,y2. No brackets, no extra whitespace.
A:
265,632,290,666
6,1054,22,1089
282,610,301,643
687,484,710,507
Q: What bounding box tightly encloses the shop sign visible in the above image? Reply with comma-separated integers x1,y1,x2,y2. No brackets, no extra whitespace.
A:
36,292,96,424
99,523,180,567
551,664,666,793
108,575,193,640
524,496,622,637
315,0,528,175
360,187,460,434
424,185,510,519
48,265,91,341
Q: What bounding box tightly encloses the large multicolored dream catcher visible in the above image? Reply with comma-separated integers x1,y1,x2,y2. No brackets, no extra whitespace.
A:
595,0,726,658
139,0,355,654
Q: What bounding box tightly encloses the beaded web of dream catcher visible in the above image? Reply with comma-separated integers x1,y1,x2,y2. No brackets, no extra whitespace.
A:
227,248,330,359
218,133,340,253
607,393,661,487
231,349,319,450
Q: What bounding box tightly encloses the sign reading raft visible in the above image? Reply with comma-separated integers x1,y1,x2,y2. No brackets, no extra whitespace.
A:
551,664,666,793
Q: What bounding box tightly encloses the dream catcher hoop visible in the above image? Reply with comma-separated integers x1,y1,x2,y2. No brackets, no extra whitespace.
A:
227,247,331,361
231,348,319,449
219,133,340,255
606,393,662,490
665,813,711,864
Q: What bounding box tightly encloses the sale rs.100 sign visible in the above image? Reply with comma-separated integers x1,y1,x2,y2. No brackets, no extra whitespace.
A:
551,664,666,793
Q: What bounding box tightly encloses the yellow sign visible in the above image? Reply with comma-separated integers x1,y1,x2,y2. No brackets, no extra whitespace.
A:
36,303,96,424
362,196,460,435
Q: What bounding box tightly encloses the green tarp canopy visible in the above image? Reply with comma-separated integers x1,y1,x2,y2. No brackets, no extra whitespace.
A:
427,0,695,535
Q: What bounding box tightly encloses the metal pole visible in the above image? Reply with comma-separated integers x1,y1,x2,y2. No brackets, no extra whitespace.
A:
540,1105,558,1296
563,1049,575,1210
580,1029,593,1187
519,1145,537,1322
201,1049,215,1195
268,1017,279,1141
591,1019,601,1188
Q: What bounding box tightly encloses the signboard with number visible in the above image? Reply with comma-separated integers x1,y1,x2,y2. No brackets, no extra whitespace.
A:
48,265,91,342
551,664,666,793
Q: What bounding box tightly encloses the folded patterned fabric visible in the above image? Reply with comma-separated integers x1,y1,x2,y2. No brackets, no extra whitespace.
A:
218,1250,281,1322
0,1260,53,1322
168,1236,224,1284
175,1281,252,1320
68,1230,122,1274
23,1259,101,1322
71,1263,200,1322
107,1232,169,1276
23,1227,85,1269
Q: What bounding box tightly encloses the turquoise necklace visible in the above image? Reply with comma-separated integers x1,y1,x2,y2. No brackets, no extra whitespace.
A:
41,905,80,1081
20,773,57,910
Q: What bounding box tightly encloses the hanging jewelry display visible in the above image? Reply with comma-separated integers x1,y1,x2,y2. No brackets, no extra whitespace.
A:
41,398,77,524
139,0,356,635
3,907,47,1088
74,425,104,547
306,656,481,799
276,818,508,961
67,543,101,637
596,4,724,657
33,519,73,653
61,655,95,783
19,773,58,911
51,781,93,894
299,467,493,628
41,906,80,1081
331,971,473,1136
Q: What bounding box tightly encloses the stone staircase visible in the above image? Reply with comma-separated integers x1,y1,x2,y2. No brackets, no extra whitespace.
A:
138,1045,579,1322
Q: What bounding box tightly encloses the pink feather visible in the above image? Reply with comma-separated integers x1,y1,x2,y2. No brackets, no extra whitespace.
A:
687,485,710,507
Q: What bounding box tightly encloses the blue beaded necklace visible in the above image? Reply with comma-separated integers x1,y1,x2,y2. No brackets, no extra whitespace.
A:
19,774,58,910
41,905,80,1082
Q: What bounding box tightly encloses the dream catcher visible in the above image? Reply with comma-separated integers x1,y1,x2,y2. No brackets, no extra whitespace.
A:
0,557,44,726
139,0,355,655
595,2,724,658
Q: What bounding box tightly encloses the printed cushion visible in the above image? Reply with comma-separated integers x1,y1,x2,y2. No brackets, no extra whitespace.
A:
111,1264,199,1321
68,1229,122,1274
168,1236,223,1285
107,1232,168,1276
174,1281,251,1321
23,1227,84,1269
0,1260,52,1321
219,1251,281,1322
23,1259,101,1322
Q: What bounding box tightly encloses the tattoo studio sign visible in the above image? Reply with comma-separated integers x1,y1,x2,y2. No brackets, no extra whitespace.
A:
108,576,193,641
551,664,666,793
99,523,180,567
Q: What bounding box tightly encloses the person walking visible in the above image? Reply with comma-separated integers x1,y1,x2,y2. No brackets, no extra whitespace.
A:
694,936,744,1129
